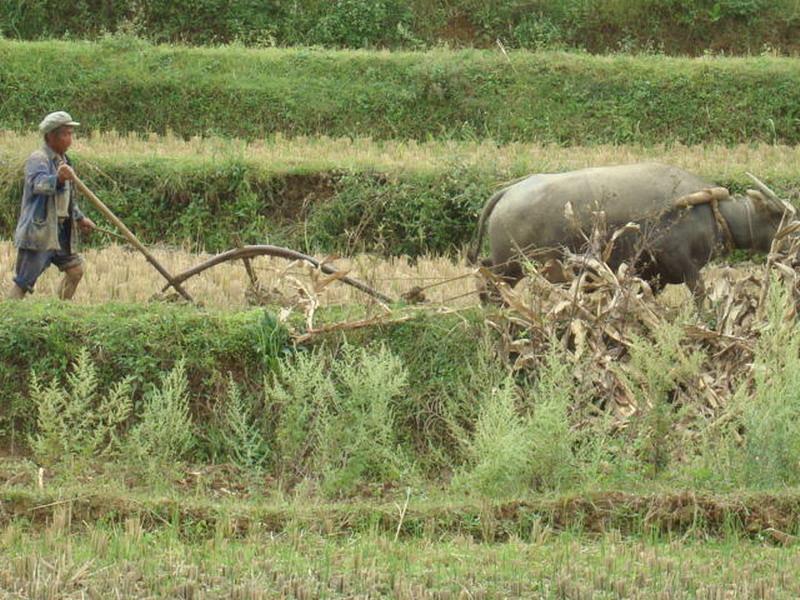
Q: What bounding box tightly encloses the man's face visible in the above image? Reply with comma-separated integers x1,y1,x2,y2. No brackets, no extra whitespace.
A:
46,126,74,155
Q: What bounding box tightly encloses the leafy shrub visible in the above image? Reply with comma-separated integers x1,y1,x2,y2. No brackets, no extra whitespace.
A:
213,375,269,471
454,378,536,499
714,0,768,19
620,309,702,476
308,0,413,48
127,360,195,466
269,345,409,496
29,348,133,465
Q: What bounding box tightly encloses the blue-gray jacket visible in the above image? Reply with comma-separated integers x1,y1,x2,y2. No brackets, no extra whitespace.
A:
14,145,85,253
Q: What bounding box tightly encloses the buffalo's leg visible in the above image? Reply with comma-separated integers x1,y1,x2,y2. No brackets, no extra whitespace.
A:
7,283,26,300
660,255,706,309
685,268,707,310
478,260,524,305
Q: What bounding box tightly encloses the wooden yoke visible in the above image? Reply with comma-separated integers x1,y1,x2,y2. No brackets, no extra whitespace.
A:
674,186,735,252
673,186,730,209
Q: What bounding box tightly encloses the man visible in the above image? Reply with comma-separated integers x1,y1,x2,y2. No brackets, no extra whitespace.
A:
8,111,95,300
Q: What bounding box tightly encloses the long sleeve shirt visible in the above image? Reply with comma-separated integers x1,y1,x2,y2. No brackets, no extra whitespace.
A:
14,144,85,253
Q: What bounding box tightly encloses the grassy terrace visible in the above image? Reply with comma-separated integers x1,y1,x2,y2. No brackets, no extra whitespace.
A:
2,40,800,145
4,30,800,597
3,485,798,598
2,131,799,255
4,0,800,55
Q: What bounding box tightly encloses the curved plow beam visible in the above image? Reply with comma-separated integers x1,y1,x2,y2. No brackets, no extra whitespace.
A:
160,245,395,305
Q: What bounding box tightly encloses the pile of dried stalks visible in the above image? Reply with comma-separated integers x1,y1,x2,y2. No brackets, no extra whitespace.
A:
478,215,800,426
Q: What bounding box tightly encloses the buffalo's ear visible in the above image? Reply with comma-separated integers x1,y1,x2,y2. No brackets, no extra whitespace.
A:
746,189,782,214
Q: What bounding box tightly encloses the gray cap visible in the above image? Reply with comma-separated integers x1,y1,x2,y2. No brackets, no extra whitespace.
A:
39,111,80,134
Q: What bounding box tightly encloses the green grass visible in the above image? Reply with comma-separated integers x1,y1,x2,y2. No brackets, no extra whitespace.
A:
3,132,800,255
3,40,800,146
4,525,797,598
3,459,800,541
3,290,800,499
0,300,488,474
3,0,800,56
0,300,290,443
2,467,800,598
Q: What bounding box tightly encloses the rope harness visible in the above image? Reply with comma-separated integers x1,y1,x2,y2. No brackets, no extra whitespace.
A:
674,186,736,252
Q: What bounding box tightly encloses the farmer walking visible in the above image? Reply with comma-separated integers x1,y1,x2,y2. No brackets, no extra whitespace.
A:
8,111,95,300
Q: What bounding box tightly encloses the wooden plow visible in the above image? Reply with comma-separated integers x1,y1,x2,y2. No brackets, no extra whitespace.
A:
73,175,396,307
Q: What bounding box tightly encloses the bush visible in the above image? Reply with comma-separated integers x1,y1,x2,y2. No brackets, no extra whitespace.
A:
269,345,410,496
523,344,580,490
619,310,702,477
0,301,484,478
454,378,536,499
307,0,414,48
270,350,337,480
126,360,195,465
29,348,133,465
0,301,289,440
2,0,799,55
211,375,270,471
454,344,579,498
316,345,409,496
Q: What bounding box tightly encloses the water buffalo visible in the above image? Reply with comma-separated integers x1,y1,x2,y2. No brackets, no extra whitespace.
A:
467,163,793,298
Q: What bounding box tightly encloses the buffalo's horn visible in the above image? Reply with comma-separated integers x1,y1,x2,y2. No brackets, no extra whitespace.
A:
746,172,784,211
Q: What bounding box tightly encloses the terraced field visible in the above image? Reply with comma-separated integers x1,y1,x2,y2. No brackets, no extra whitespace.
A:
3,29,800,599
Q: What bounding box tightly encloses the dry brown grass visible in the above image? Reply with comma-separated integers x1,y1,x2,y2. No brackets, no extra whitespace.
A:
0,241,478,309
0,238,742,312
3,130,800,181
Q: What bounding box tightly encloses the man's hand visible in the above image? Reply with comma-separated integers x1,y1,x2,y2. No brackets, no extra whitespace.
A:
57,164,75,184
78,217,96,234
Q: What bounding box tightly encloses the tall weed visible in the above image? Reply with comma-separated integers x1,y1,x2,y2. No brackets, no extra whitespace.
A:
268,345,409,496
453,378,535,499
29,348,132,465
316,345,409,496
523,344,580,489
455,343,579,499
214,376,269,471
126,360,194,467
619,309,702,477
732,281,800,487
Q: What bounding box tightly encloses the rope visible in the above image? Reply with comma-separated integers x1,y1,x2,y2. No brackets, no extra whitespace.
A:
674,187,735,253
710,197,736,253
